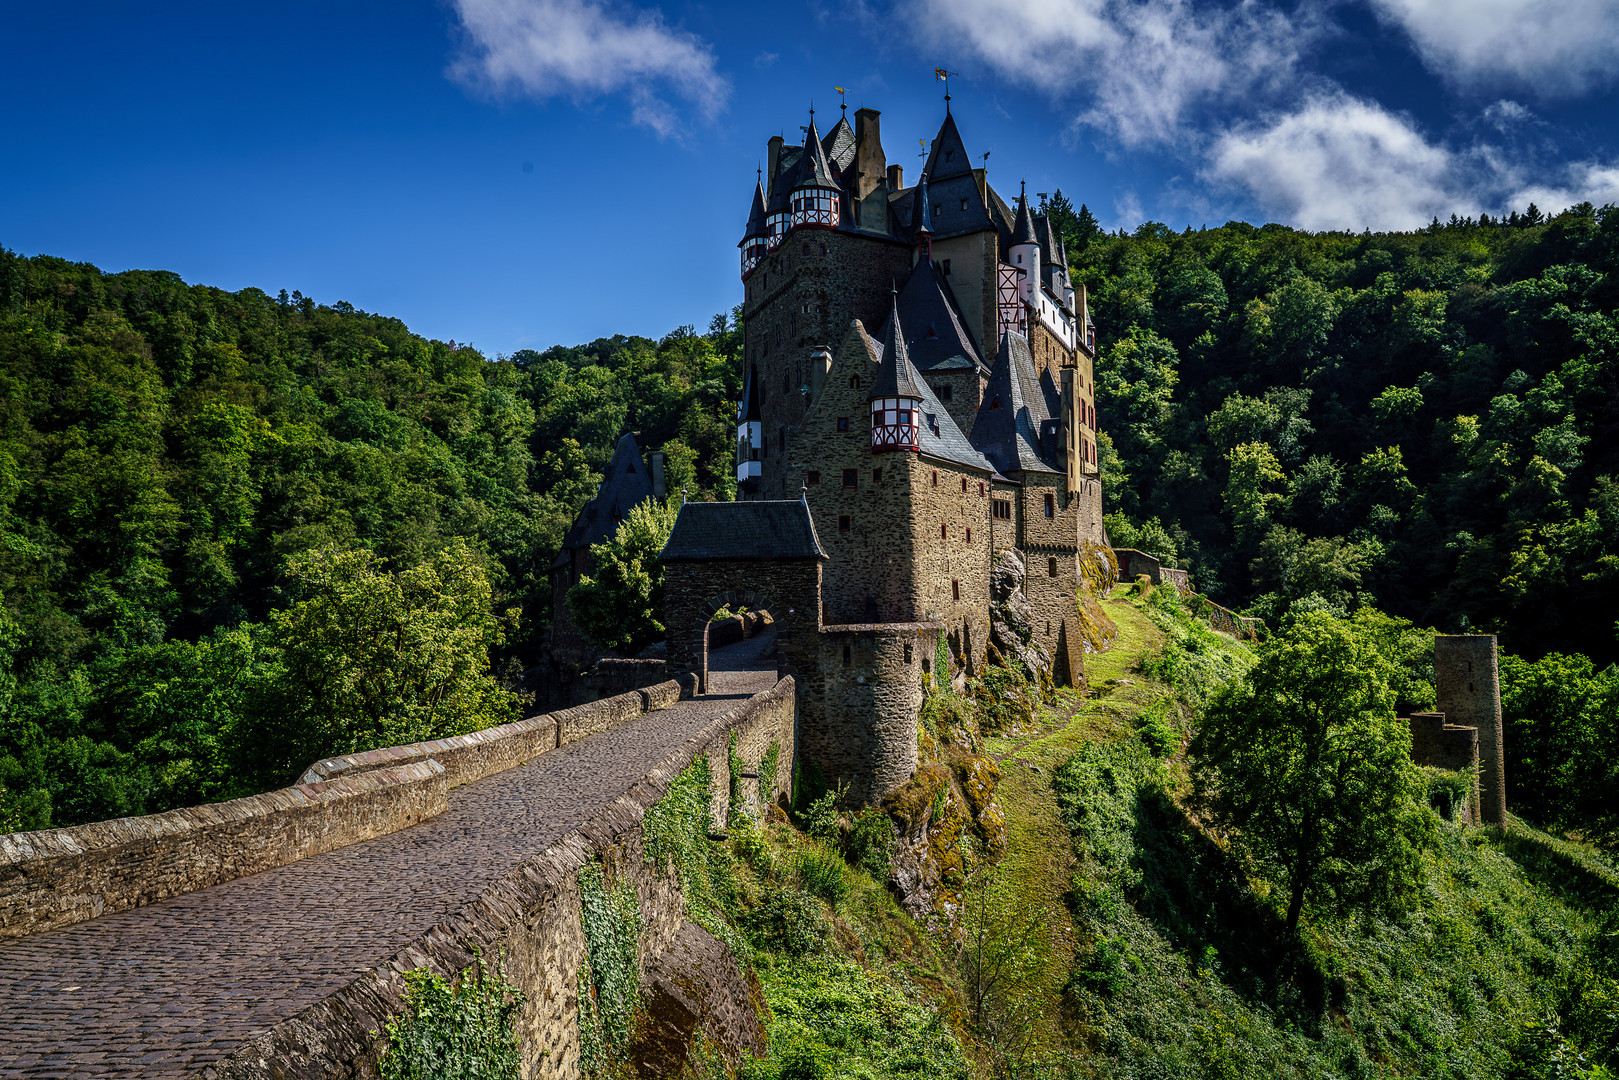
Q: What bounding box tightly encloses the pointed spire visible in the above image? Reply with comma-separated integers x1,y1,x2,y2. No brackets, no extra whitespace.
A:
742,175,768,240
871,292,926,400
922,109,974,181
1011,181,1038,247
796,111,838,189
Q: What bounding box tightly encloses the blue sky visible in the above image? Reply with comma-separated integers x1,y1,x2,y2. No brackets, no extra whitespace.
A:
5,0,1618,355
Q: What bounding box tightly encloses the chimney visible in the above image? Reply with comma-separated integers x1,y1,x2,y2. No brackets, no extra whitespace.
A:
854,108,886,203
887,163,903,190
767,136,785,199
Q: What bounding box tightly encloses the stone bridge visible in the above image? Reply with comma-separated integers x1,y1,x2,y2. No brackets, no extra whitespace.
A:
0,632,791,1079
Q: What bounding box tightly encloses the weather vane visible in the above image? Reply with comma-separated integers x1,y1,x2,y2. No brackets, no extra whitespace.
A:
934,68,960,110
835,86,847,114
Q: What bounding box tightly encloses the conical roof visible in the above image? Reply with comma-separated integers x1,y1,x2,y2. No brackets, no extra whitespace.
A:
870,295,927,400
795,115,839,190
822,114,857,177
1010,184,1038,247
922,111,974,181
741,177,767,242
911,172,934,236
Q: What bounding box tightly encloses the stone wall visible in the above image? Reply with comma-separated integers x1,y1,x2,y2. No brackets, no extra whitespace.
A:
804,624,937,802
1409,711,1482,823
662,561,822,695
577,658,674,703
4,685,694,943
0,761,447,942
209,677,798,1080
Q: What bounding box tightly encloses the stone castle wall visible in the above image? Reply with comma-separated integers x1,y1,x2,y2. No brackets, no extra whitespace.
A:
0,683,689,943
807,624,937,802
208,677,797,1080
1409,711,1482,823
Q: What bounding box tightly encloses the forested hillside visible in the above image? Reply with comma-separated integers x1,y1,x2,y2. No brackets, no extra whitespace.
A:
1055,199,1619,665
0,249,739,829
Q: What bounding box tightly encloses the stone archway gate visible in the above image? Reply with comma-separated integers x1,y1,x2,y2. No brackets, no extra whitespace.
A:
660,500,826,693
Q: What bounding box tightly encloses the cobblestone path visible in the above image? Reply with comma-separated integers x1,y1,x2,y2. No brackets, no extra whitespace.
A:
0,634,779,1079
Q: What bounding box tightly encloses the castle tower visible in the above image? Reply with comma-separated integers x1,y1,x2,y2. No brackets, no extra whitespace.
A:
1435,635,1507,825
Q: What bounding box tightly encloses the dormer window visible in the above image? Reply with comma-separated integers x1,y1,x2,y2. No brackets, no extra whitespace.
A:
960,199,967,211
945,150,953,162
990,397,1001,409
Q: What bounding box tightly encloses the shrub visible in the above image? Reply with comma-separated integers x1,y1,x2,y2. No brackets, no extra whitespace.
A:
798,846,850,905
796,787,842,847
846,808,897,880
744,888,829,957
378,950,523,1080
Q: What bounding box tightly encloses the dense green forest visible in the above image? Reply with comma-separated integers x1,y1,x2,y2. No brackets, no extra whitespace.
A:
1049,198,1619,667
0,248,740,829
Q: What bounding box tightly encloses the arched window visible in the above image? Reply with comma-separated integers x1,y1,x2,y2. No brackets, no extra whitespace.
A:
850,375,861,389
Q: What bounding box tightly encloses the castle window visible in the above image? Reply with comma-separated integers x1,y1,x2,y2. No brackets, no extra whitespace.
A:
952,579,961,602
819,243,827,255
940,384,952,401
990,397,1000,409
807,470,820,485
873,468,882,483
966,527,972,543
850,376,861,389
940,523,947,540
978,482,985,496
1016,254,1022,264
803,243,811,254
960,199,967,211
843,469,858,489
837,417,849,432
838,514,851,532
1044,493,1055,518
843,644,852,665
945,150,953,162
1049,557,1059,577
993,499,1011,519
942,259,951,275
932,471,938,486
904,643,913,664
960,477,968,492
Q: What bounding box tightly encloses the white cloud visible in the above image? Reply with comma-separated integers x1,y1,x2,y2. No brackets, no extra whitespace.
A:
1207,92,1619,230
907,0,1311,147
1207,93,1471,229
1367,0,1619,96
447,0,728,136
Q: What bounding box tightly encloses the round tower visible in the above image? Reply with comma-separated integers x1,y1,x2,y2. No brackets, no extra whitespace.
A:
1434,634,1507,825
1008,182,1041,316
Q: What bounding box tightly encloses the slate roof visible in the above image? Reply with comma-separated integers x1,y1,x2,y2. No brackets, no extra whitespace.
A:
866,326,995,475
923,112,974,181
660,500,827,561
910,173,935,236
795,117,839,189
741,178,767,242
822,114,857,178
554,433,658,564
1010,187,1038,247
739,363,763,423
870,296,927,400
878,257,984,375
970,332,1061,476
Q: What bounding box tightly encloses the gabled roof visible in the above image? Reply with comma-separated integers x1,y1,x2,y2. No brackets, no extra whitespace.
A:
971,333,1061,476
880,258,984,374
739,363,763,423
741,178,767,242
559,432,658,553
870,296,927,400
660,500,827,561
923,112,974,181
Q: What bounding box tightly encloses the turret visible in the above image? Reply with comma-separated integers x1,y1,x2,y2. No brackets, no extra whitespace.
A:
740,174,768,278
791,114,843,230
737,363,763,492
870,297,923,453
1009,183,1040,319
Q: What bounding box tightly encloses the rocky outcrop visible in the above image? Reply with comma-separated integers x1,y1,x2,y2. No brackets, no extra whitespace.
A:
628,920,765,1077
989,549,1051,677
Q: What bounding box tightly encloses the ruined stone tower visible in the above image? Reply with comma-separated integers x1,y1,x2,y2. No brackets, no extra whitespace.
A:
1434,634,1507,825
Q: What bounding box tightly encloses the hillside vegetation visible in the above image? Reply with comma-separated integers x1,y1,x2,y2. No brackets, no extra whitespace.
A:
1049,199,1619,667
0,249,739,828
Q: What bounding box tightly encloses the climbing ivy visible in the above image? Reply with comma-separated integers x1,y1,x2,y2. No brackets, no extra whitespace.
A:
727,731,745,827
378,948,523,1080
758,740,780,809
643,754,750,962
577,860,640,1075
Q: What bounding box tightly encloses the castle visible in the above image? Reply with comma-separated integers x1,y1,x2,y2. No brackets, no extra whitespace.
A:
657,100,1109,802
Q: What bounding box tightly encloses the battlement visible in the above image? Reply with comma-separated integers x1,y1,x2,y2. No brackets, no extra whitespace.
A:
1408,711,1482,823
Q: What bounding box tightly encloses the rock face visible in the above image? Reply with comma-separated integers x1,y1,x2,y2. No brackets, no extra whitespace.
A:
988,549,1051,676
629,920,765,1077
